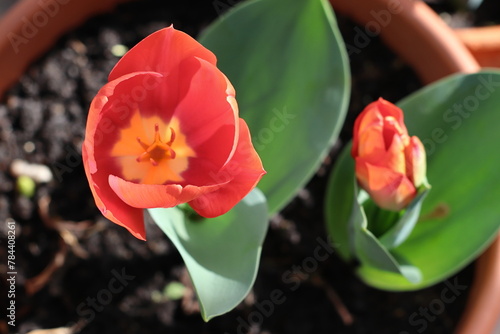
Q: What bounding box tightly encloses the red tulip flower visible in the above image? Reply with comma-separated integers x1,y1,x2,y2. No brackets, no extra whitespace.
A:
83,26,265,240
351,98,427,211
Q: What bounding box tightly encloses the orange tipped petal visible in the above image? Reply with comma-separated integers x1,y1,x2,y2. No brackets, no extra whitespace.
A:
406,136,427,188
356,159,416,211
109,26,217,81
188,119,266,218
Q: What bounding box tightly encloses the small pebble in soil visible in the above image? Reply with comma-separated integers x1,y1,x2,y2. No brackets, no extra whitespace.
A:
10,159,53,183
23,141,36,153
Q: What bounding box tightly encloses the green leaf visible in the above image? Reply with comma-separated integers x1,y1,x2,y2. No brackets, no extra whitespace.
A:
325,143,355,261
379,187,431,249
327,71,500,290
349,182,422,284
325,147,422,283
199,0,350,214
149,188,268,320
355,230,422,284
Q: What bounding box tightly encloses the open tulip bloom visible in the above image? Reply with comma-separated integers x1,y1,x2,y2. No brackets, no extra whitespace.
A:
83,26,271,320
82,27,268,320
83,26,265,240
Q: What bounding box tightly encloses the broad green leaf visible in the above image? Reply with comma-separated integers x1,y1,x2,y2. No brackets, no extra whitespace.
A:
149,188,268,320
199,0,350,214
327,71,500,290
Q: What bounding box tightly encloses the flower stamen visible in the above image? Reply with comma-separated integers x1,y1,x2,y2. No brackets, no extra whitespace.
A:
136,124,176,166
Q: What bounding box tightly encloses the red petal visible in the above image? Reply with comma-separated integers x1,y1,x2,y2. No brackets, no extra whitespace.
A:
188,119,266,218
108,175,225,209
109,26,217,81
172,57,239,183
83,144,146,240
173,57,238,153
83,72,166,241
356,159,415,211
84,71,165,151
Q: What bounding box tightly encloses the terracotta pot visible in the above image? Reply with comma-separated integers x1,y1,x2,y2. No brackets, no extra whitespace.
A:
329,0,499,333
0,0,130,98
455,237,500,334
330,0,480,84
455,25,500,68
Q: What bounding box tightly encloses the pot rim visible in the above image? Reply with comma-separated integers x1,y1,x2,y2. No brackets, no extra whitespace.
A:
0,0,130,99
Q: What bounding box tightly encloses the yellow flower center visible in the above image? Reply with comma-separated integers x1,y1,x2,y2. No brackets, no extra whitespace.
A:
136,124,176,166
110,110,195,185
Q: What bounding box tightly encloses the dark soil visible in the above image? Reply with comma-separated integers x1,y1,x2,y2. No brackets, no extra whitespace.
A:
3,0,497,333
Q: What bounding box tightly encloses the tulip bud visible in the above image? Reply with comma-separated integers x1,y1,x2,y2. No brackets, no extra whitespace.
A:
352,98,428,211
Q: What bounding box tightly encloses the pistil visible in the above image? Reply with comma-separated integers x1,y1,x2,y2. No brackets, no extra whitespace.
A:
136,124,176,166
